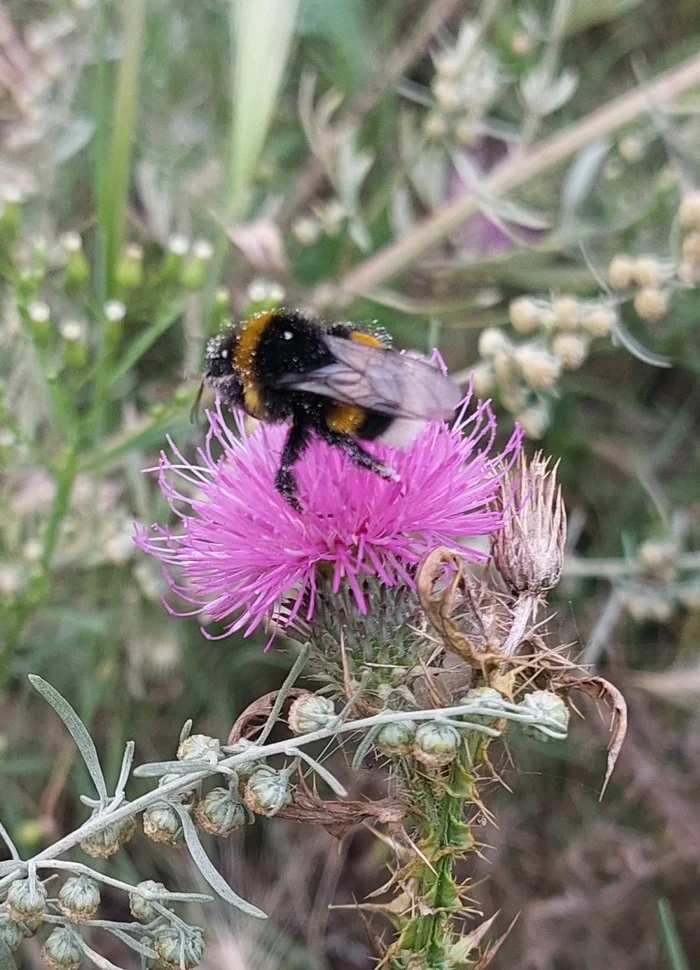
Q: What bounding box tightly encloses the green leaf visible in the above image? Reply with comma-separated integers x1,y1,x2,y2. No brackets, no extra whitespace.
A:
172,805,267,919
656,898,690,970
28,676,109,804
0,940,16,970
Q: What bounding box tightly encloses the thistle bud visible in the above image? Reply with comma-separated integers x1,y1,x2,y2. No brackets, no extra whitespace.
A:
177,734,220,765
242,767,291,817
288,693,336,735
519,690,569,740
128,880,167,922
152,924,205,970
375,720,416,757
195,787,246,837
633,286,667,322
57,876,101,922
608,254,635,290
679,189,700,230
412,722,461,767
42,927,83,970
478,327,511,358
490,451,566,595
115,243,144,289
80,815,136,858
514,344,561,390
459,686,505,726
551,332,589,371
508,297,540,335
0,918,24,951
142,802,185,846
6,878,47,924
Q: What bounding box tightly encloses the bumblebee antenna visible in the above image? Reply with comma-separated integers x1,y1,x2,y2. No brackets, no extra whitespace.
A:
190,379,205,424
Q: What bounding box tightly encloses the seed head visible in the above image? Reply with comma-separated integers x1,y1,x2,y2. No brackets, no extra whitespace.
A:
470,361,494,397
80,815,136,858
633,286,668,322
142,802,185,846
42,927,83,970
632,256,662,288
129,880,167,922
508,297,540,334
580,306,616,338
490,451,566,595
681,231,700,266
0,918,24,952
243,767,291,817
412,722,461,767
6,879,47,924
552,296,579,330
195,787,246,837
177,734,221,765
608,254,635,290
478,327,511,358
57,876,101,922
679,189,700,230
152,925,205,970
459,686,505,726
288,693,336,735
375,720,416,757
520,690,569,740
514,344,561,390
552,332,589,370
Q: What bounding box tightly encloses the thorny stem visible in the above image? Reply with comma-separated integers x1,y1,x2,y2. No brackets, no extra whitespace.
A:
337,52,700,298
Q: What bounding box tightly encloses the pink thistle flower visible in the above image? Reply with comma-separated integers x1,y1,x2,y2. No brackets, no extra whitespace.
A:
134,394,521,641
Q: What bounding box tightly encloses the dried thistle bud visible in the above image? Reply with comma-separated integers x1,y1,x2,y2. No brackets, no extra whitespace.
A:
6,878,47,924
243,767,291,817
129,880,167,922
460,686,505,726
375,720,416,757
42,927,83,970
552,332,589,370
0,917,24,951
580,306,616,337
412,722,461,767
142,802,185,846
491,451,566,595
508,297,539,334
177,734,221,765
679,189,700,230
57,876,101,922
152,924,205,970
608,254,635,289
514,345,561,391
80,815,136,858
194,787,246,837
633,286,668,322
288,693,336,735
519,690,569,740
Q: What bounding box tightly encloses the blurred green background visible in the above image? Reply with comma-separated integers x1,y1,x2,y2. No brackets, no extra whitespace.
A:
1,0,700,967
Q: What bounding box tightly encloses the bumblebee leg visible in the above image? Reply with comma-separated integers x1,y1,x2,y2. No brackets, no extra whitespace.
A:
321,430,399,482
275,421,311,510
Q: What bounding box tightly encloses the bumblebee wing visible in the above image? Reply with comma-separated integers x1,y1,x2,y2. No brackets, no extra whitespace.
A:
274,335,461,420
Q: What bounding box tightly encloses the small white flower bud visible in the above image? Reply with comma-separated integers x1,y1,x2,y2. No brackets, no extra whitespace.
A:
375,720,416,757
470,361,494,398
516,404,550,439
152,925,205,970
177,733,220,764
499,382,529,415
292,215,321,246
103,300,126,323
412,722,461,767
195,787,246,837
552,332,589,370
632,256,662,288
511,31,533,56
508,297,540,334
608,254,635,290
42,927,83,970
432,77,461,113
520,690,569,740
682,231,700,265
491,451,566,594
514,344,561,390
243,767,291,817
618,134,644,163
552,296,579,330
129,880,167,922
192,239,214,261
478,327,511,358
167,234,190,256
58,876,101,922
679,190,700,230
638,539,677,578
288,693,336,735
423,112,448,140
142,802,185,846
580,306,616,338
80,815,136,858
59,231,82,253
28,301,50,324
633,286,668,322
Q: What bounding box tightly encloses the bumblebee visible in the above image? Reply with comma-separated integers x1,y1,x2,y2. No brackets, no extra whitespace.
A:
196,309,461,509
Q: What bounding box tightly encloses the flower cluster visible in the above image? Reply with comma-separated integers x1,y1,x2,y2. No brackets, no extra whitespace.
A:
135,396,521,640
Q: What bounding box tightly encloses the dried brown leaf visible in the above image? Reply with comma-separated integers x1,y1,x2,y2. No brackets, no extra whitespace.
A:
227,688,307,744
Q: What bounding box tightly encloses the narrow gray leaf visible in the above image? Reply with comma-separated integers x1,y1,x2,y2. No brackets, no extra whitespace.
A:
28,677,108,803
80,941,128,970
172,806,266,920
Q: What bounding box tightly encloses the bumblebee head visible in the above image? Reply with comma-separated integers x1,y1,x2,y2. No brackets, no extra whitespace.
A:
190,333,244,422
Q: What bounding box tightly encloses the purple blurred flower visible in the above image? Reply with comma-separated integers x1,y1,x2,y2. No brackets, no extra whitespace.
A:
134,395,521,641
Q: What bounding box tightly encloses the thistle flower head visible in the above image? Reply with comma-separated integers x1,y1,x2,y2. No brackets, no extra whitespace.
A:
135,394,521,642
491,450,566,595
